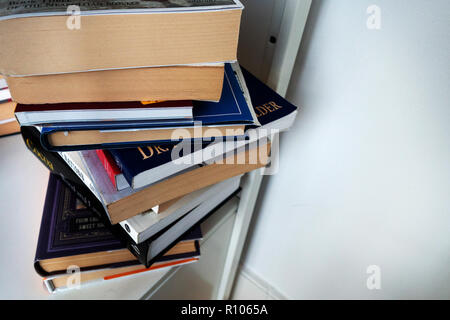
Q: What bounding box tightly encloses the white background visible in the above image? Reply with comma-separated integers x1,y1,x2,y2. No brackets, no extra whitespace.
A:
238,0,450,299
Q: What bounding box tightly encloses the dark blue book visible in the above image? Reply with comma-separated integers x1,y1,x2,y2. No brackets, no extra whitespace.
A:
34,173,202,277
108,66,298,189
39,64,256,151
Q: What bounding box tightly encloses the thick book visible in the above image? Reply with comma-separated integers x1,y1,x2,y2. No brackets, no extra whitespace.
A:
0,1,243,76
69,140,269,225
37,63,257,151
95,149,130,191
35,173,202,277
6,64,225,104
15,100,194,126
128,176,241,267
106,65,298,190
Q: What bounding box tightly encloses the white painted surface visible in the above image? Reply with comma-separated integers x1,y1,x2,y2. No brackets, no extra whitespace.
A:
231,264,285,300
149,198,238,300
239,0,450,299
216,168,265,299
0,134,49,299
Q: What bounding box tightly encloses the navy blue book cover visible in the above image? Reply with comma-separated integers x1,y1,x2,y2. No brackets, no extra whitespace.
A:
109,143,204,187
39,64,255,151
34,174,202,276
110,66,298,187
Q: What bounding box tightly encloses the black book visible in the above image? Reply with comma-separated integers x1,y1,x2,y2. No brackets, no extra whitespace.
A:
21,125,236,268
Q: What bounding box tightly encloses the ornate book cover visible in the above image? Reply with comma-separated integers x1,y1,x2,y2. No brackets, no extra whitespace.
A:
34,173,202,276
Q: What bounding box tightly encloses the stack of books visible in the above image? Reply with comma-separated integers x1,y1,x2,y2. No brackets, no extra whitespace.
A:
2,1,299,293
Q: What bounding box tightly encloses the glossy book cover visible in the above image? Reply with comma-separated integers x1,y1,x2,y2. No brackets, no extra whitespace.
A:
108,65,298,188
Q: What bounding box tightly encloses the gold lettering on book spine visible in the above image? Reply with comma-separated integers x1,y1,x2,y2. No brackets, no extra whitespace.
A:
137,146,170,160
25,138,54,171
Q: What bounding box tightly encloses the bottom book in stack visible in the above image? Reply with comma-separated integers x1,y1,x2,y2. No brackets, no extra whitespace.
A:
36,173,241,293
0,78,19,136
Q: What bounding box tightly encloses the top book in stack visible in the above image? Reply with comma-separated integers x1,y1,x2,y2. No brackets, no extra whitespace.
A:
0,0,243,103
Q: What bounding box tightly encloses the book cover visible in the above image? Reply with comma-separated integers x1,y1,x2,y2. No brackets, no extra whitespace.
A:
38,63,256,151
35,173,202,277
108,65,298,189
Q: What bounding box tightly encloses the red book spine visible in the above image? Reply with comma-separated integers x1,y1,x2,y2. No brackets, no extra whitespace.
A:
95,149,122,189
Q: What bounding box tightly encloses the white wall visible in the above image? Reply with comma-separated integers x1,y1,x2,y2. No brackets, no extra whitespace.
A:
238,0,450,299
237,0,280,82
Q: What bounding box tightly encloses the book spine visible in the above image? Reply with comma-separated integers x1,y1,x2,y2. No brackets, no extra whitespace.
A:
95,149,121,189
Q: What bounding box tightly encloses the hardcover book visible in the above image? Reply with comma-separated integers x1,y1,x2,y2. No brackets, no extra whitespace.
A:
37,63,258,151
105,65,298,189
0,0,243,76
35,173,202,276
